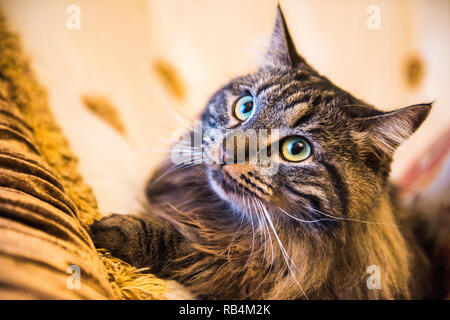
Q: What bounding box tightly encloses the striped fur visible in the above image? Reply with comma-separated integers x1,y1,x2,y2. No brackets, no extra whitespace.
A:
92,6,432,299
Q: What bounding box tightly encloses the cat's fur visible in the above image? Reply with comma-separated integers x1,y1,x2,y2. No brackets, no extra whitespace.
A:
91,7,431,299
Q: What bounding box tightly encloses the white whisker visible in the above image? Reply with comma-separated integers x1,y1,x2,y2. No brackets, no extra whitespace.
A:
278,207,332,224
309,207,397,227
147,162,199,190
258,200,309,299
240,197,274,299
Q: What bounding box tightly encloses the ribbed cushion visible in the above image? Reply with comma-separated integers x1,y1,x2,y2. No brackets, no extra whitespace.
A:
0,13,113,299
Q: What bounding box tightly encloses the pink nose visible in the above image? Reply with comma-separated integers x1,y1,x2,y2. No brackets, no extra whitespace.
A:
221,145,229,164
222,144,238,164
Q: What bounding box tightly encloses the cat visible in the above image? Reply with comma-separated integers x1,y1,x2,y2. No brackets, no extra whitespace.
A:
91,6,432,299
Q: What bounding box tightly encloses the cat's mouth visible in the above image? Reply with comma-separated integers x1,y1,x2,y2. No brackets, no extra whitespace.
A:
209,168,243,196
207,166,268,214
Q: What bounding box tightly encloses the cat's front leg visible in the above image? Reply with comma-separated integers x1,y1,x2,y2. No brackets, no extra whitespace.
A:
90,214,183,272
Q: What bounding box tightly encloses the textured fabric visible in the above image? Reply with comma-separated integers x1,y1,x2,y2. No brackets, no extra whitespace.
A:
0,13,114,299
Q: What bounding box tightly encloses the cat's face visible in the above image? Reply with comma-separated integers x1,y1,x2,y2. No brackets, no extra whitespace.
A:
199,8,430,226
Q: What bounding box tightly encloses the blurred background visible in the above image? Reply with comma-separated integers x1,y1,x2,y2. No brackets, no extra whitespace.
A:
1,0,449,215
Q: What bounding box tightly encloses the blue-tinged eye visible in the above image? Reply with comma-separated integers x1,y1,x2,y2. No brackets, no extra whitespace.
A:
234,96,255,121
281,137,311,162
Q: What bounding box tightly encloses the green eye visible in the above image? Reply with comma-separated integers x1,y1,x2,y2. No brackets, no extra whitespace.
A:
234,95,255,121
281,137,311,162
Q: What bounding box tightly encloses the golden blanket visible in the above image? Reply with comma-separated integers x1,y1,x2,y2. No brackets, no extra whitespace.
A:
0,13,164,300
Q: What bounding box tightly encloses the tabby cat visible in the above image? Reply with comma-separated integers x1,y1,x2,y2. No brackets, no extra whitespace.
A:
91,7,431,299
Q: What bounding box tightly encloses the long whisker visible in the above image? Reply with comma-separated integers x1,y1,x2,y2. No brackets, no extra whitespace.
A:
278,207,333,224
252,198,268,262
166,106,193,129
258,200,309,300
147,162,199,190
241,198,274,299
224,192,251,261
309,207,397,227
139,148,201,153
243,196,256,269
257,200,274,267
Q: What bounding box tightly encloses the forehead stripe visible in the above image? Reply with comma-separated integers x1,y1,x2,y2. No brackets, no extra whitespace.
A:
284,94,312,111
256,80,281,97
291,111,314,128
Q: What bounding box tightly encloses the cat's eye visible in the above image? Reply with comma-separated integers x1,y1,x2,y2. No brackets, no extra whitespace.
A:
234,96,255,121
280,137,311,162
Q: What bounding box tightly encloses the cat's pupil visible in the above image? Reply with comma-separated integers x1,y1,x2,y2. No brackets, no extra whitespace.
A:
242,102,253,113
290,141,304,155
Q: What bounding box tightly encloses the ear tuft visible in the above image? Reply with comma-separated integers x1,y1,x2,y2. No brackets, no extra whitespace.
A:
354,103,432,156
264,5,304,68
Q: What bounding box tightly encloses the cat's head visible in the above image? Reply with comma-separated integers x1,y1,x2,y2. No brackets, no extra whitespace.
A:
200,6,431,227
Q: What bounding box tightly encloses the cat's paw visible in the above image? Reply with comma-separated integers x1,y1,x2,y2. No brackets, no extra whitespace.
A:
90,214,147,267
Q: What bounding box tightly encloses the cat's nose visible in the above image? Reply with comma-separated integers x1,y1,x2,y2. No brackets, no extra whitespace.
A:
221,136,251,165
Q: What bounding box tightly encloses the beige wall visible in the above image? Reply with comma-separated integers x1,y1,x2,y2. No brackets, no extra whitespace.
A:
2,0,449,214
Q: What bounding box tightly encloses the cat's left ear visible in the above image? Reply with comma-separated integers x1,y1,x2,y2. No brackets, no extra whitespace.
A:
355,103,432,156
264,5,305,68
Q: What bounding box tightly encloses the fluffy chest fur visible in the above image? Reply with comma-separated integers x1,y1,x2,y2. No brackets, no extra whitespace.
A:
145,162,428,299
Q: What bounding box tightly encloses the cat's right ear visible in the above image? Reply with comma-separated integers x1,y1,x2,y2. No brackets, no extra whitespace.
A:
354,103,432,157
264,5,305,68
